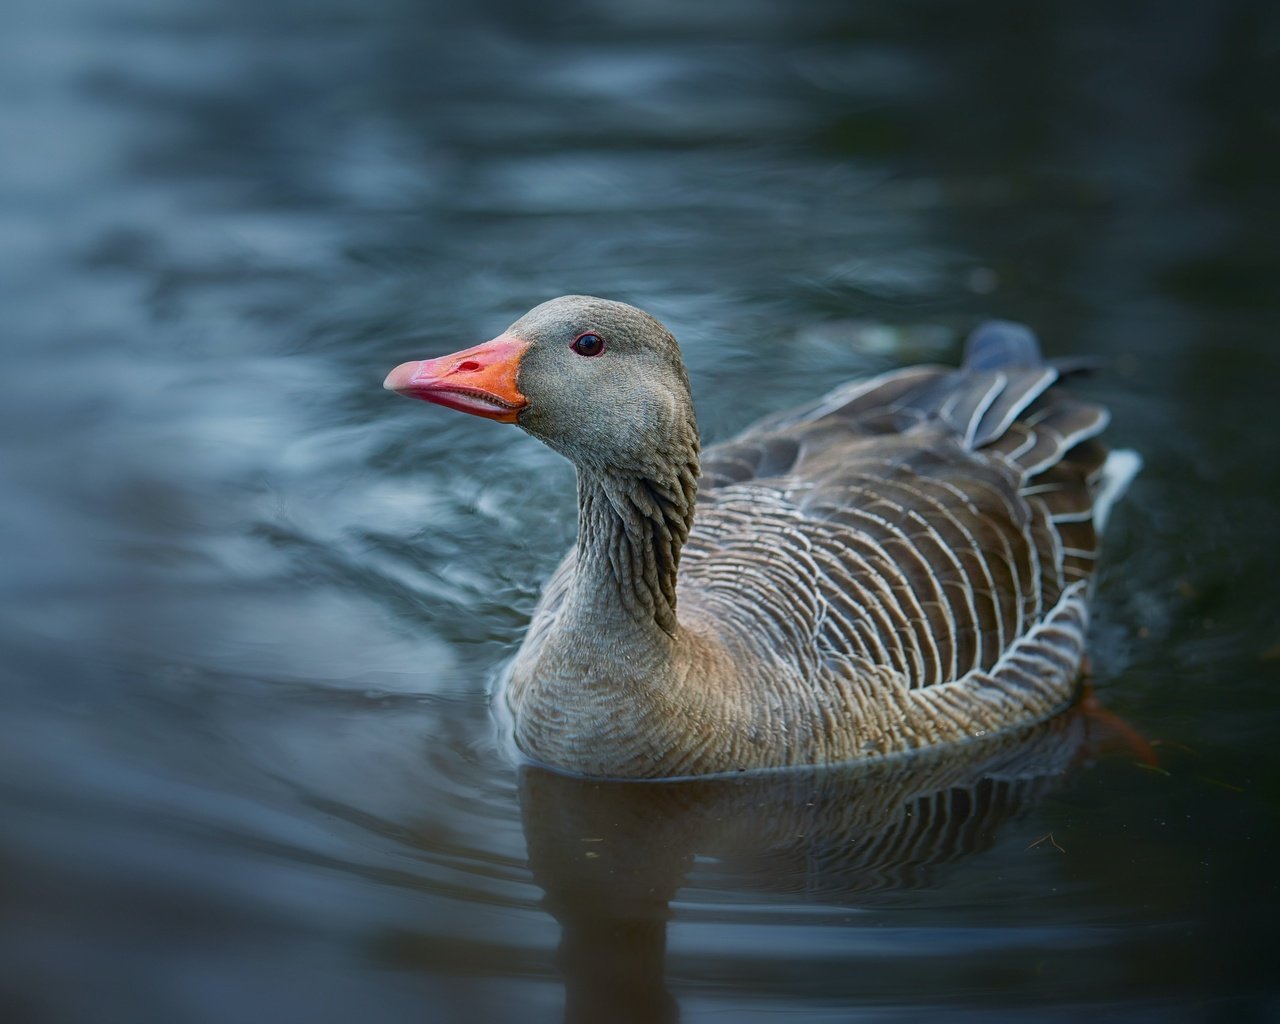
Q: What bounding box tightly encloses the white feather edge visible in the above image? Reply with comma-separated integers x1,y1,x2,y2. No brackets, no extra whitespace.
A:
1093,448,1142,534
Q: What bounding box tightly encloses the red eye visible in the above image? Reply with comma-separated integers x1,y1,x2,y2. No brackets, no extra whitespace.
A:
571,332,605,357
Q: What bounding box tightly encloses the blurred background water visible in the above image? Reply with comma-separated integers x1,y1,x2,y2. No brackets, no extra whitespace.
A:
1,0,1278,1021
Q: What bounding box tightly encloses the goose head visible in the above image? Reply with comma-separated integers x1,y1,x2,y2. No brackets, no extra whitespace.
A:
384,295,696,473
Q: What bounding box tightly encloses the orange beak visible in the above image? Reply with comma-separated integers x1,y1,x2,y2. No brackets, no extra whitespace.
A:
383,335,530,423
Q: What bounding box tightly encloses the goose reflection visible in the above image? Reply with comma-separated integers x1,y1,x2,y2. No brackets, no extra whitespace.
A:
519,696,1147,1024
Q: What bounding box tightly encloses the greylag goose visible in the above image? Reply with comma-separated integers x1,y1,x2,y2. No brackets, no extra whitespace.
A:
385,296,1137,778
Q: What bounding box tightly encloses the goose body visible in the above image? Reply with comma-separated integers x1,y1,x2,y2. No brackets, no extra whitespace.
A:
385,296,1135,778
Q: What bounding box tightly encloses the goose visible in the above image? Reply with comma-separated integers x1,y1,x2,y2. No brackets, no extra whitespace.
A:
384,296,1138,778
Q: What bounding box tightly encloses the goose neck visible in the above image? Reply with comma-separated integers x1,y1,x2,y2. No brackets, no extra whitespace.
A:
570,457,698,638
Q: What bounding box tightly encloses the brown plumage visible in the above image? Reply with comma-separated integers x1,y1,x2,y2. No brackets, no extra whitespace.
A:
384,297,1138,778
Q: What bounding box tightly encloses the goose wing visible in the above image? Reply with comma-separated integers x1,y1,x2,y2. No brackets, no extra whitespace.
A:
686,322,1118,692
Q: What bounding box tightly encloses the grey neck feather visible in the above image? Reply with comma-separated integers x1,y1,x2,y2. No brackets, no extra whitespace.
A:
571,445,699,638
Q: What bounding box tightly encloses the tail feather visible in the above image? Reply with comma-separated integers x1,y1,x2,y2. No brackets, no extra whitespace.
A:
963,320,1044,371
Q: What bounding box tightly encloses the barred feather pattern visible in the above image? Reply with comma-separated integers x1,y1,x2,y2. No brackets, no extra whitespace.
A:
680,335,1108,764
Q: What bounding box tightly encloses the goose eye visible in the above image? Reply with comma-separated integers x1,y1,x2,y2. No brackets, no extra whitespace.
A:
571,332,605,357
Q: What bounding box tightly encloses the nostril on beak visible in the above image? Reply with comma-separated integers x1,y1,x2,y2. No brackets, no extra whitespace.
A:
456,360,481,373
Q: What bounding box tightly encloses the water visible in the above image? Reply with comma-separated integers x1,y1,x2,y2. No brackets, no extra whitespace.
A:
2,0,1278,1020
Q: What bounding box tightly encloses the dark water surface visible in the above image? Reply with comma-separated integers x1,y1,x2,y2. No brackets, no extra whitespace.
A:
3,0,1279,1021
